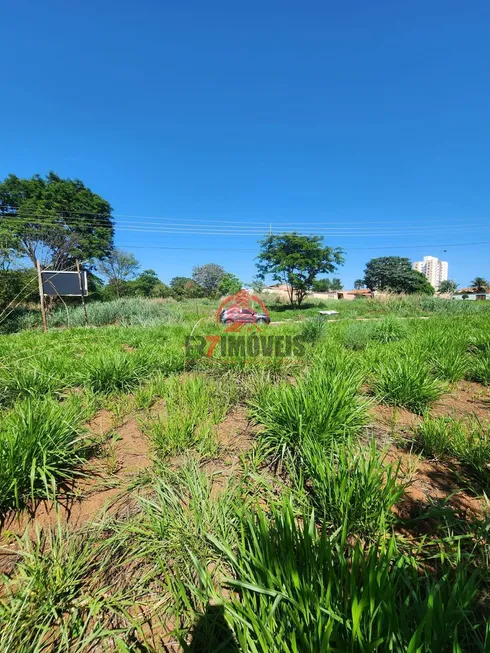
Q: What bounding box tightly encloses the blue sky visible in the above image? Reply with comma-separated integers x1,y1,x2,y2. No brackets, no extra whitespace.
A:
2,0,489,288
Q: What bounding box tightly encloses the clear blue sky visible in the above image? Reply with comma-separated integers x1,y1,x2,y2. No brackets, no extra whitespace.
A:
2,0,489,288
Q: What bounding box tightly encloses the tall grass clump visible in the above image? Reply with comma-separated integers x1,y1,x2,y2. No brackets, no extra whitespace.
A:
0,361,64,406
298,317,327,344
78,348,159,393
414,415,490,483
300,437,404,536
146,375,233,458
372,353,445,414
46,297,185,328
123,460,245,579
370,316,407,343
0,522,133,651
184,503,488,652
342,321,374,351
249,353,370,462
0,397,90,511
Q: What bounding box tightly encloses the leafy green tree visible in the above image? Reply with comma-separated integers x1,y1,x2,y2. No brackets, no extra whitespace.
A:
192,263,225,296
330,278,343,291
0,268,38,311
97,249,140,297
150,281,172,299
438,280,458,294
354,279,365,290
312,278,332,292
218,272,242,296
363,257,434,295
0,172,114,269
170,276,203,299
471,277,489,292
256,233,344,306
129,269,161,297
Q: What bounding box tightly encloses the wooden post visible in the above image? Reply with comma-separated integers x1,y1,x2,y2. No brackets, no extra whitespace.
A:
75,259,89,327
36,259,48,333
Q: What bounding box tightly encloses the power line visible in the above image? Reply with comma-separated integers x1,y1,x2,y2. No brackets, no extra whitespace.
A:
2,204,488,227
0,215,488,237
120,240,490,252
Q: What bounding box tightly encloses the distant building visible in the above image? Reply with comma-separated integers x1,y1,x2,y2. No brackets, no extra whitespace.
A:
453,287,490,301
412,256,448,289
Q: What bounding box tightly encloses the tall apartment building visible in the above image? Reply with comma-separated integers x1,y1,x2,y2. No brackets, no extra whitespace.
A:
412,256,448,289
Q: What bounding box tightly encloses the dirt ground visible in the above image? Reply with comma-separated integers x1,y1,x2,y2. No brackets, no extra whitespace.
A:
1,380,489,576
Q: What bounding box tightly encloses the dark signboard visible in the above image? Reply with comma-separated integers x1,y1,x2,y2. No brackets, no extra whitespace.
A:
41,271,88,297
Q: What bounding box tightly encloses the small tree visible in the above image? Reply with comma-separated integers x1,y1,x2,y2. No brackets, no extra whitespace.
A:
256,233,344,306
354,279,365,290
363,257,434,295
312,278,332,292
97,249,140,297
129,269,161,297
471,277,489,293
330,278,343,291
438,280,458,294
218,272,242,296
150,281,172,299
170,276,203,299
192,263,225,296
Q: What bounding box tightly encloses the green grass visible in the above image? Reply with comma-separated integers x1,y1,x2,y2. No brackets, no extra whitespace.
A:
414,414,490,484
144,374,234,459
0,521,134,652
371,352,446,414
179,502,489,652
249,353,370,462
300,437,405,536
0,396,92,511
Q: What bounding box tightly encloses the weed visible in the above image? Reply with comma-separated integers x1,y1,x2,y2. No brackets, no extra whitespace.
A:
0,396,91,511
250,353,370,462
372,353,446,414
301,437,405,536
414,414,490,483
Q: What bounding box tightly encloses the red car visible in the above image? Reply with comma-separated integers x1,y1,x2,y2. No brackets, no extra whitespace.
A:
219,307,270,326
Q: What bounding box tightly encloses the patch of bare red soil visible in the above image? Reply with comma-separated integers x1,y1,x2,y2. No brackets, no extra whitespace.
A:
0,411,152,571
431,380,490,421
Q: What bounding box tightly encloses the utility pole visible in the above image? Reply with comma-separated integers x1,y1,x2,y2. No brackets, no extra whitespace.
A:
75,259,89,327
36,259,48,333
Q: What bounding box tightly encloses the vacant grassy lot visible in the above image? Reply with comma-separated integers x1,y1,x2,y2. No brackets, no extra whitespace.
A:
1,297,490,651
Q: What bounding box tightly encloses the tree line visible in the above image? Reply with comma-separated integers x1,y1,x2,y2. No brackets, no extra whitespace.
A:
1,172,488,312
